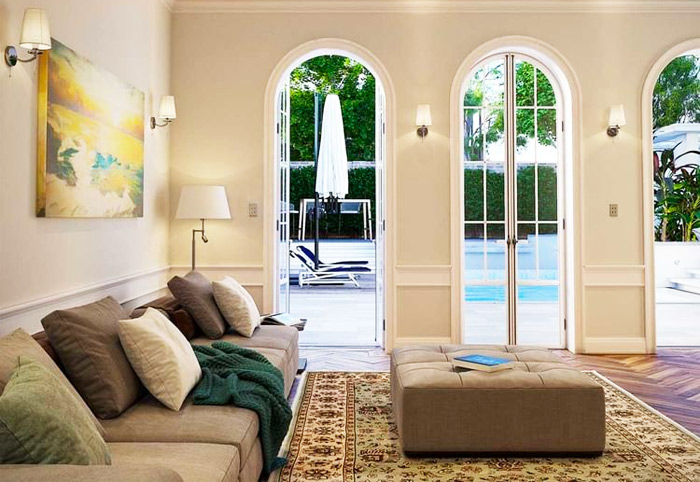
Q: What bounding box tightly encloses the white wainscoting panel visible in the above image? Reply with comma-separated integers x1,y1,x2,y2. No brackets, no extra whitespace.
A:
0,266,171,335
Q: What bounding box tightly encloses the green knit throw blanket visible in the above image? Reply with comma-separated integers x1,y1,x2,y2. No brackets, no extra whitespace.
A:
192,342,292,475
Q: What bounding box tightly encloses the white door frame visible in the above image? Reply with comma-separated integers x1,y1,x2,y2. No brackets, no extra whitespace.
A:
641,38,700,353
263,38,397,349
450,36,584,351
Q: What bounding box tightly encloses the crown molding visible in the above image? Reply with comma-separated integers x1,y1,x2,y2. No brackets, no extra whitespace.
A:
172,0,700,14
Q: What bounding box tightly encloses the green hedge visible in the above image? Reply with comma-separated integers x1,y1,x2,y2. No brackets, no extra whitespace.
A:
290,166,376,238
464,165,558,237
290,164,558,239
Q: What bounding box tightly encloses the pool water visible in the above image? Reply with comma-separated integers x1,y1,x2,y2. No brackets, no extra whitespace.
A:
465,285,559,302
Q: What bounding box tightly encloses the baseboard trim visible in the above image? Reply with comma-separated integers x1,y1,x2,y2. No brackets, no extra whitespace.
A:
584,337,649,354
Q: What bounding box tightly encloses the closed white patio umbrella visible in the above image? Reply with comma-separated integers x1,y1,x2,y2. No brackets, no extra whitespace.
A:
315,94,348,199
310,93,349,268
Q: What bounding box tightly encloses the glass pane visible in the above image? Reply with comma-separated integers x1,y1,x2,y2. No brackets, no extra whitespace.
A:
516,61,535,106
464,165,484,221
536,69,556,107
537,164,558,221
464,221,507,345
516,164,536,221
464,223,485,282
465,59,505,107
486,223,506,281
516,108,535,163
485,164,505,221
464,108,484,162
537,109,557,163
515,287,560,347
538,225,559,281
483,108,505,162
516,223,536,281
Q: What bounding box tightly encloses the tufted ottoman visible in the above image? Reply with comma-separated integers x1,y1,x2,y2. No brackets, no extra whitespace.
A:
391,345,605,455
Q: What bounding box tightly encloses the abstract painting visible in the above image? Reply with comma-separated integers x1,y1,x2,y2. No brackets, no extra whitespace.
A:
36,39,144,217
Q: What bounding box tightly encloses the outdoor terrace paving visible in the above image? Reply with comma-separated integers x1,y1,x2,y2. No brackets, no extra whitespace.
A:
286,240,700,347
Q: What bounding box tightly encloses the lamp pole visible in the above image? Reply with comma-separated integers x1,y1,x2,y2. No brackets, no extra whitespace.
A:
190,218,208,271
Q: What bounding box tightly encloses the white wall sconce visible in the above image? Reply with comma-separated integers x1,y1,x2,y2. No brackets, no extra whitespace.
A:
607,104,626,137
416,104,432,138
4,8,52,68
150,95,177,129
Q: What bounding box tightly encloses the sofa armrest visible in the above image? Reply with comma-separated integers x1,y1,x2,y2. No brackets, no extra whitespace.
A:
0,465,183,482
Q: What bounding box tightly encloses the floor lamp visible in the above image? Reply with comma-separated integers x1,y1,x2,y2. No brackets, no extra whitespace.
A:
176,185,231,271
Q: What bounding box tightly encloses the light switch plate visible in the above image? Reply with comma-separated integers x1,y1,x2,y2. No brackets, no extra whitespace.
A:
249,203,258,217
609,203,618,217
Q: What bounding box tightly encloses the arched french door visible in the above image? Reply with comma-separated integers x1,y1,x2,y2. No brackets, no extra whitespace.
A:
263,39,395,348
456,47,572,349
641,40,700,351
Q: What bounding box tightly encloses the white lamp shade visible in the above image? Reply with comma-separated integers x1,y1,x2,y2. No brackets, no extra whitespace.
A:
608,104,626,127
416,104,432,127
176,185,231,220
159,95,177,120
19,8,51,51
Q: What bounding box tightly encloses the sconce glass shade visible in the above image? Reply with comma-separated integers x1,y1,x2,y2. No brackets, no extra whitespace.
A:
416,104,432,126
176,185,231,220
158,95,177,120
608,104,626,127
19,9,51,51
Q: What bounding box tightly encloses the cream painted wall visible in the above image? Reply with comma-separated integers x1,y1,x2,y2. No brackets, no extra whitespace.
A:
168,10,697,351
0,0,172,334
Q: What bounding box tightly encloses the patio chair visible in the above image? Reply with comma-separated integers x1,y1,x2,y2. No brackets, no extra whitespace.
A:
296,245,369,268
290,247,372,288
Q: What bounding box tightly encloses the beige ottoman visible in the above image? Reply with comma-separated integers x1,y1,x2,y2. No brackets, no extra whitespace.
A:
391,345,605,455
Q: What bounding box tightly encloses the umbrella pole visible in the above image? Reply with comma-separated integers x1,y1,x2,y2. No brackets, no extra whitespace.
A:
314,92,320,270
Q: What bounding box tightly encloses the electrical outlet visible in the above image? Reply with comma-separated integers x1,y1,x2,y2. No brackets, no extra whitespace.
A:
248,203,258,217
609,203,618,217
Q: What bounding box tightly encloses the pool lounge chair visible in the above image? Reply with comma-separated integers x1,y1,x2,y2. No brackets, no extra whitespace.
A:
295,245,370,268
290,247,372,288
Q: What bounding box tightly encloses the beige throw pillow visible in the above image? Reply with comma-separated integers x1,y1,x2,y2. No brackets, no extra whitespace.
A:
118,308,202,411
212,276,261,337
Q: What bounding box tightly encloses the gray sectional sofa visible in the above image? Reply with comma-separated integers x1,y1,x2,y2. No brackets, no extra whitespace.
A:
0,299,299,482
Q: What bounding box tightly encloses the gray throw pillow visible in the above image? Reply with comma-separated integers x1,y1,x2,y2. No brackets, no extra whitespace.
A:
167,271,227,339
41,296,142,419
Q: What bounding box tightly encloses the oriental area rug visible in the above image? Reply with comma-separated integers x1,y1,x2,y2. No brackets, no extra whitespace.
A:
270,371,700,482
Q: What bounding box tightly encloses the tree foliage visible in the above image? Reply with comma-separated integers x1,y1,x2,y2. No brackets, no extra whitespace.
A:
464,61,557,161
653,55,700,130
289,56,375,162
652,55,700,242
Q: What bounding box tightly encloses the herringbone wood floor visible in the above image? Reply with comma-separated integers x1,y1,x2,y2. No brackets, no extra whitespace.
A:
299,346,700,436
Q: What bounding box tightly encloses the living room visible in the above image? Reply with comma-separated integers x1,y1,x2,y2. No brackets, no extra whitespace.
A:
0,0,699,481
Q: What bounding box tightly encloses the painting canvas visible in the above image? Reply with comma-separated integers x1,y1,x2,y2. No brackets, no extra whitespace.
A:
36,39,145,217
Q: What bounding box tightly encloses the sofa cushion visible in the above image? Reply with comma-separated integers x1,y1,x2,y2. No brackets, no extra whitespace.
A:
0,464,183,482
109,442,239,482
212,277,261,337
41,296,142,419
0,329,103,435
101,397,258,471
0,357,111,465
130,296,200,340
119,308,202,411
168,272,227,339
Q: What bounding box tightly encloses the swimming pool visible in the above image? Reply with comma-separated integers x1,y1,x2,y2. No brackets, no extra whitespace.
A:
465,285,559,302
